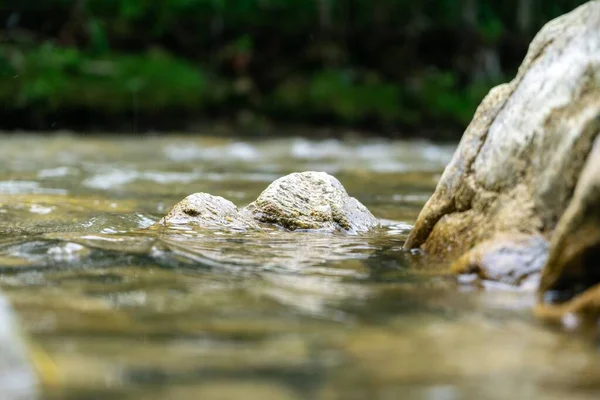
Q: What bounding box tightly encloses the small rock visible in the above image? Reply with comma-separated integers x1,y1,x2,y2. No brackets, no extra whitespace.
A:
158,193,256,230
158,172,379,234
247,171,379,233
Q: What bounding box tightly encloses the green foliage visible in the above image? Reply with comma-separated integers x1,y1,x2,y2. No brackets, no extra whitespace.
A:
416,69,502,125
4,44,208,113
87,18,109,54
271,70,402,123
2,0,589,134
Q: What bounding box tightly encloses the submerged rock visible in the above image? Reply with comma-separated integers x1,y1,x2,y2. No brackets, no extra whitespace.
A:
158,171,379,234
404,1,600,315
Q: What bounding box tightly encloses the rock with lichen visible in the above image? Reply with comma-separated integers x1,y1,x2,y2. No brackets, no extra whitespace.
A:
157,172,379,234
403,1,600,317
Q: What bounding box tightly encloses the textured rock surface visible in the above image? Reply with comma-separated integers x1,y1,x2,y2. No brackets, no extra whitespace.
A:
158,172,379,234
158,193,257,230
247,172,378,233
452,234,549,286
537,135,600,313
404,0,600,302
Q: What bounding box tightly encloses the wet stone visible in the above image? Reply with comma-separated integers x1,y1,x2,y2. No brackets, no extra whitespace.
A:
403,0,600,311
0,294,39,399
157,193,257,231
247,172,379,233
452,234,549,286
158,172,379,234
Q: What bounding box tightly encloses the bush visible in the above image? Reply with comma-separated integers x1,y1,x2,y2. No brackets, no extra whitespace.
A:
0,0,586,135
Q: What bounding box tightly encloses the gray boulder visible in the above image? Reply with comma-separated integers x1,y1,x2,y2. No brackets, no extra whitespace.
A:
403,1,600,316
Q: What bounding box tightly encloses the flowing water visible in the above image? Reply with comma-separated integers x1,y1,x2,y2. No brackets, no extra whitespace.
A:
0,133,599,400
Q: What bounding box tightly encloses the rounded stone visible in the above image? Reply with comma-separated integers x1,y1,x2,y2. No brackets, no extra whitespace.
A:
246,171,379,233
158,193,256,230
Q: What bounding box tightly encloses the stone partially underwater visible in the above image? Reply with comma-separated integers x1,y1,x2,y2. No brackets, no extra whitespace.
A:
157,171,379,234
404,1,600,320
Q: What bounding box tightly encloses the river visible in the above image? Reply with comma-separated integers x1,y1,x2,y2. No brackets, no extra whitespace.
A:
0,133,599,399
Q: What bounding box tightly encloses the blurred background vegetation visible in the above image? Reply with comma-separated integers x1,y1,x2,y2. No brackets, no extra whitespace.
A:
0,0,586,138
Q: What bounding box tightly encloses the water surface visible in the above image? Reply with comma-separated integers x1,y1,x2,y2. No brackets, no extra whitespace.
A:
0,134,599,399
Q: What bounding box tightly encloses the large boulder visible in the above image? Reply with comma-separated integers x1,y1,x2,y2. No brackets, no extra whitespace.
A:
404,1,600,315
158,171,379,234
